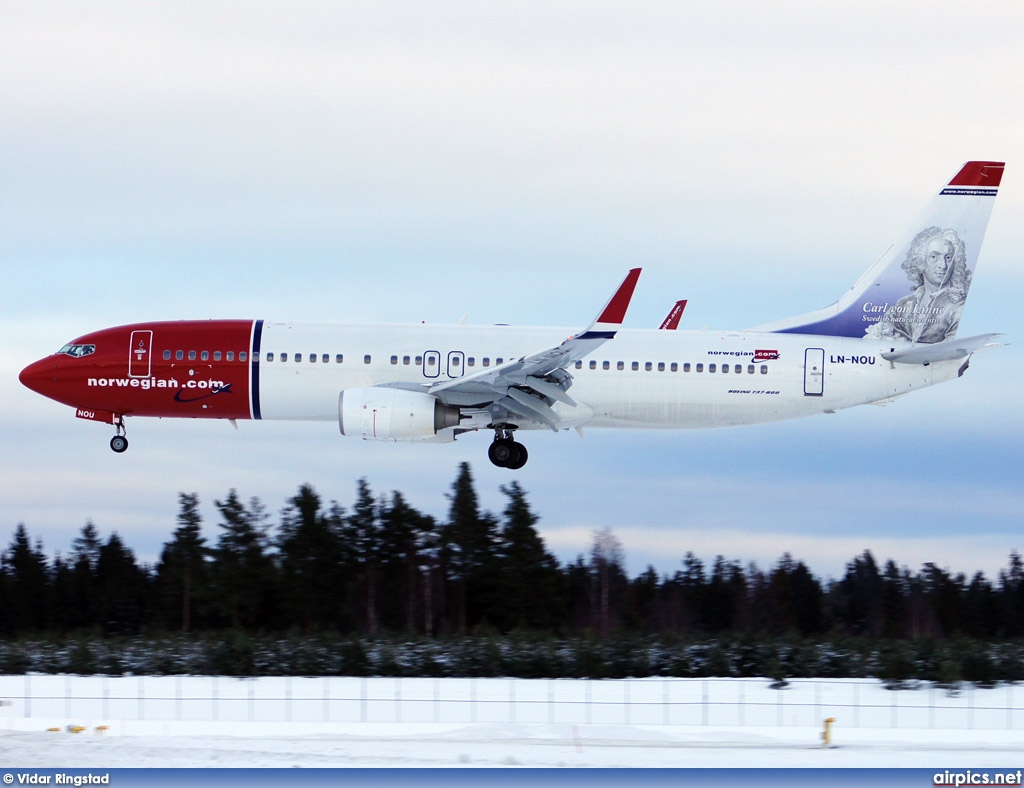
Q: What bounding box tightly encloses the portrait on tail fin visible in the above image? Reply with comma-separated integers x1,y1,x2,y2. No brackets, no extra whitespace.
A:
865,226,971,343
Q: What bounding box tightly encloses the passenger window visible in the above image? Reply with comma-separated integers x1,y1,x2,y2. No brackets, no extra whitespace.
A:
735,364,742,374
602,361,610,370
266,353,274,362
322,354,329,363
709,363,716,373
467,357,474,367
452,356,461,367
414,355,422,365
696,363,704,372
188,350,197,361
214,351,222,361
336,354,344,364
163,350,171,360
310,354,317,363
364,354,372,364
617,361,624,370
390,355,398,365
482,358,490,367
658,362,665,372
748,364,755,374
683,362,691,372
722,364,729,373
761,365,768,374
295,353,303,363
589,360,597,370
496,358,504,364
426,356,435,366
279,353,287,362
575,361,583,369
200,351,209,361
404,356,411,365
239,352,247,362
632,362,639,371
670,362,678,372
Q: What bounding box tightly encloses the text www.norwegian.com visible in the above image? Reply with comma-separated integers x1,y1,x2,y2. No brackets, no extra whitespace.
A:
934,771,1023,786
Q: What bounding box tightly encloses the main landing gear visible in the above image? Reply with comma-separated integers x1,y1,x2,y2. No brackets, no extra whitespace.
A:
109,416,128,454
488,429,528,469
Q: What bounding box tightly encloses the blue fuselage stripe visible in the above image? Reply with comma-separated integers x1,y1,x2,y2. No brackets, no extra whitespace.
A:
251,319,263,420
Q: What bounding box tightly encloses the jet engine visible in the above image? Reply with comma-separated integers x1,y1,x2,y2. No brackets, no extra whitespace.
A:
339,387,461,441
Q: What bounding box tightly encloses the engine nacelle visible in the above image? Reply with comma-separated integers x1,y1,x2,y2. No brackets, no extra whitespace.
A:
339,387,461,441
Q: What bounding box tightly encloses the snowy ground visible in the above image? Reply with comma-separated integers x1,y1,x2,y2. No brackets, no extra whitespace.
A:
5,721,1024,768
3,676,1023,768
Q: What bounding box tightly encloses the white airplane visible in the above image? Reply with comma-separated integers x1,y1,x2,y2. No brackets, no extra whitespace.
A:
20,161,1005,468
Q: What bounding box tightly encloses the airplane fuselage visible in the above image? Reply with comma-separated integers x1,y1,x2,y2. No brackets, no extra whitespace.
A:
21,318,954,436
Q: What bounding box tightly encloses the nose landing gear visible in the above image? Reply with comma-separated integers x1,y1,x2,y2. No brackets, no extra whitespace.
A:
109,416,128,453
488,429,528,469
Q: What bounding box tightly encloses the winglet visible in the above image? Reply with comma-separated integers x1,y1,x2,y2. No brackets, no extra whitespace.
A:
659,299,687,330
592,268,641,330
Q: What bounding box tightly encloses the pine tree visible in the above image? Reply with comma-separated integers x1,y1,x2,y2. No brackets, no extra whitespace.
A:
156,493,209,633
2,524,51,633
441,463,499,632
277,484,347,631
96,533,148,636
211,490,275,630
342,479,382,634
378,491,436,632
68,521,103,630
496,481,563,631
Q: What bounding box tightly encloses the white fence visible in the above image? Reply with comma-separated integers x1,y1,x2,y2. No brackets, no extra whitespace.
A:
2,675,1023,730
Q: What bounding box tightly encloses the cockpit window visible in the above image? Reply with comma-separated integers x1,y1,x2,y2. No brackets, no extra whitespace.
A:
58,344,96,358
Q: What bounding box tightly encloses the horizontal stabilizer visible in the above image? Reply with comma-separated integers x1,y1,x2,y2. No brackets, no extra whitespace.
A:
880,333,1004,365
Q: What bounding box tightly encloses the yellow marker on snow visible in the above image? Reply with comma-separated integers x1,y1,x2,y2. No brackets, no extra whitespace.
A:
821,717,836,748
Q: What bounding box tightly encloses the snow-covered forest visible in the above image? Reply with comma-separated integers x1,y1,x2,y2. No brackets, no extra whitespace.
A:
4,462,1024,685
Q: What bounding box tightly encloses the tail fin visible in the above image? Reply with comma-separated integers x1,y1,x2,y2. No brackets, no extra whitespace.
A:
751,161,1004,343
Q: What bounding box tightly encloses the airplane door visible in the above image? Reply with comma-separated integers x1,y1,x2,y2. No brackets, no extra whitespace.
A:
804,348,824,396
446,351,465,378
129,330,153,377
422,350,440,378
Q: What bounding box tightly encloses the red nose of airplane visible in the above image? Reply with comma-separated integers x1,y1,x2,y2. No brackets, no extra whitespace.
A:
19,358,59,398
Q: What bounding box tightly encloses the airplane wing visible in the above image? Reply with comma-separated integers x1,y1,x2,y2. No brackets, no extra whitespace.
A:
425,268,641,429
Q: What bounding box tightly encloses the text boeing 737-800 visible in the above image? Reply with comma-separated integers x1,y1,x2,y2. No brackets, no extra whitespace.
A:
20,161,1005,469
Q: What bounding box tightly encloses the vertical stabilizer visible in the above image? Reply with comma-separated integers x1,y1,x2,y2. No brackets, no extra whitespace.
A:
751,161,1004,343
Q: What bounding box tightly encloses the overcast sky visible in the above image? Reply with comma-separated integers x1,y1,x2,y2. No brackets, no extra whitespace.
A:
2,1,1023,582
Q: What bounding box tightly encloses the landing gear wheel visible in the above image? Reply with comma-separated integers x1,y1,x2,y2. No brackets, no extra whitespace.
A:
488,435,529,469
110,435,129,453
507,442,528,470
488,438,517,467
